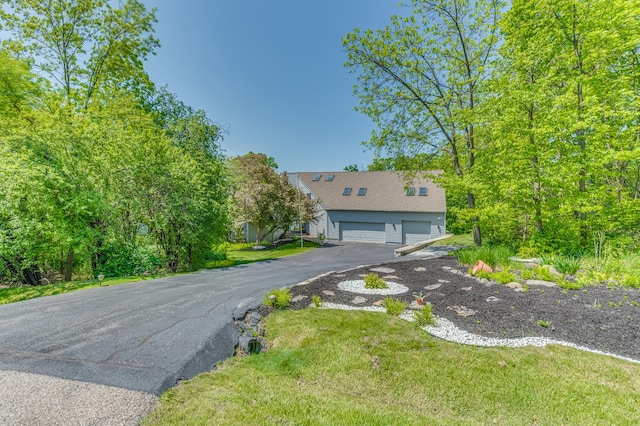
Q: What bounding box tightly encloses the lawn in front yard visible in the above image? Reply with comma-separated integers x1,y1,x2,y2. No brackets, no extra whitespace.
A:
144,309,640,425
206,240,320,269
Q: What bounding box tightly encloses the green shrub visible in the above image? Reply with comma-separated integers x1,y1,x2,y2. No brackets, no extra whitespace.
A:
557,279,582,290
533,265,558,282
489,270,518,284
311,294,324,308
455,245,513,268
383,297,407,316
474,270,492,280
521,269,534,280
94,242,164,278
364,273,388,289
542,254,582,275
414,303,435,326
208,244,228,261
263,287,292,309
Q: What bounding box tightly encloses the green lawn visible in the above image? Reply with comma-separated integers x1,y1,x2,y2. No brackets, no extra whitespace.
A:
432,233,473,246
0,240,320,305
206,240,320,269
145,309,640,425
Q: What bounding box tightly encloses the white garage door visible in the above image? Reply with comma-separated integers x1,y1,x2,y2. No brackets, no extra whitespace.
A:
340,222,386,243
402,221,431,245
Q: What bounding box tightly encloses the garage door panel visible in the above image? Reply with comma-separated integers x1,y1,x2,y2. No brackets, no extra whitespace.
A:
340,222,385,243
402,221,431,245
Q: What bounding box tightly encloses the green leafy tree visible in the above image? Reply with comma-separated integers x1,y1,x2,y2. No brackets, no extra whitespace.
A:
229,153,318,244
0,0,159,106
344,0,505,246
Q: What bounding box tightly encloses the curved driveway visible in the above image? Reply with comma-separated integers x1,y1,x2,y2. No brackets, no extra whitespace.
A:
0,242,413,396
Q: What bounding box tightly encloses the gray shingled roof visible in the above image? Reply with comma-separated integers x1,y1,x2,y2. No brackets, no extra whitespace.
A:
293,171,446,213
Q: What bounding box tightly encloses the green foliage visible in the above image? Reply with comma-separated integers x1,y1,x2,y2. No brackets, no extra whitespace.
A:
383,297,407,316
542,255,582,275
94,243,164,278
414,303,435,326
364,273,387,289
532,266,558,282
537,320,552,328
263,288,292,310
489,270,518,285
311,295,324,308
455,246,514,269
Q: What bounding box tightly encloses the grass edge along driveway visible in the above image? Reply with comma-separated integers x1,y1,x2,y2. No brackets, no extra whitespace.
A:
145,308,640,425
0,241,320,305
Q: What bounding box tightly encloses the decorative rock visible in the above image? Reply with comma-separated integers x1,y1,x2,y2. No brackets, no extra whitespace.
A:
472,260,493,275
292,295,308,302
408,300,423,310
505,282,523,290
323,290,335,296
384,275,400,280
447,305,477,317
372,300,384,306
414,267,427,272
461,286,473,291
335,274,346,278
252,245,266,250
370,267,395,274
352,296,367,304
525,280,557,287
548,266,561,276
438,279,450,283
442,266,452,270
479,278,489,285
337,280,409,295
486,296,501,302
425,284,442,290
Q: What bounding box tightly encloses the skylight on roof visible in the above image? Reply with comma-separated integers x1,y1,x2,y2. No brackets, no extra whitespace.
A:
313,174,322,181
419,187,428,196
326,174,334,181
357,187,367,196
343,187,352,196
406,187,415,196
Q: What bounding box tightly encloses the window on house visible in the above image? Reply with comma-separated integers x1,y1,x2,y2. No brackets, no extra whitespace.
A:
343,187,352,195
357,187,367,196
313,174,321,181
406,187,415,196
419,187,428,196
326,174,334,181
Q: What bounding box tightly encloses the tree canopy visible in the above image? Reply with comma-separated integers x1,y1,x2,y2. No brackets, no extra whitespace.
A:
346,0,640,253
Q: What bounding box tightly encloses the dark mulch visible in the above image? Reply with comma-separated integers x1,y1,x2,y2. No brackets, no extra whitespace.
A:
287,256,640,361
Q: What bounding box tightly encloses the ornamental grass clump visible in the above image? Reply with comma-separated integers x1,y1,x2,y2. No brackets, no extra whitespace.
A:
383,297,407,316
414,303,435,326
364,273,388,289
263,287,292,309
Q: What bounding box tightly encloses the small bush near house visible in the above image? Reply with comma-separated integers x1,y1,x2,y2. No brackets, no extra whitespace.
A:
489,270,518,285
263,287,292,309
383,297,407,316
311,295,324,308
364,273,388,289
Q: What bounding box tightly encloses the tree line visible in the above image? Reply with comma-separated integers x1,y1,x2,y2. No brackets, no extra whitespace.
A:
344,0,640,254
0,1,311,285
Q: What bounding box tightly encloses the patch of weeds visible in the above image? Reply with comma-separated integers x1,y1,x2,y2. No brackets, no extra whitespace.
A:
522,284,529,292
533,265,558,282
489,269,518,285
263,287,292,309
364,273,388,289
618,301,624,307
609,301,615,308
537,319,552,328
454,245,514,268
383,297,407,316
413,303,434,326
557,279,582,290
521,269,534,280
474,270,492,280
311,294,324,308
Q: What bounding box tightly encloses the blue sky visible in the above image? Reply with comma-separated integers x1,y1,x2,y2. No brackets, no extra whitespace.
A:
142,0,405,172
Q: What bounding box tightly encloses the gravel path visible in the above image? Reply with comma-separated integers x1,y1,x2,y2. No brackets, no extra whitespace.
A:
0,371,157,425
289,255,640,362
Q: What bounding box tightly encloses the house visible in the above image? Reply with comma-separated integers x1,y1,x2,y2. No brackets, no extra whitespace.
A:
287,171,446,244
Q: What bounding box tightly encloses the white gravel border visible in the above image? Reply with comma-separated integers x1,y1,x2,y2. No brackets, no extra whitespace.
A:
337,280,409,295
323,302,640,365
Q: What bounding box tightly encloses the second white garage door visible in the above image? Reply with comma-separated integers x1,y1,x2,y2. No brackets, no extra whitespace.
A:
402,221,431,244
340,222,386,243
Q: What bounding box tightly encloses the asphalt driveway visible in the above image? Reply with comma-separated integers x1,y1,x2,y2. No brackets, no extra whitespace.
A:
0,241,408,396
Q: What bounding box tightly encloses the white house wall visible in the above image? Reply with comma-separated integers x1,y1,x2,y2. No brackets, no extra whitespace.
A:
326,210,446,244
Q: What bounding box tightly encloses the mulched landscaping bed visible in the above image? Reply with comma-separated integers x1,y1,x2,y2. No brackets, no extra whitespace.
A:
287,256,640,361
